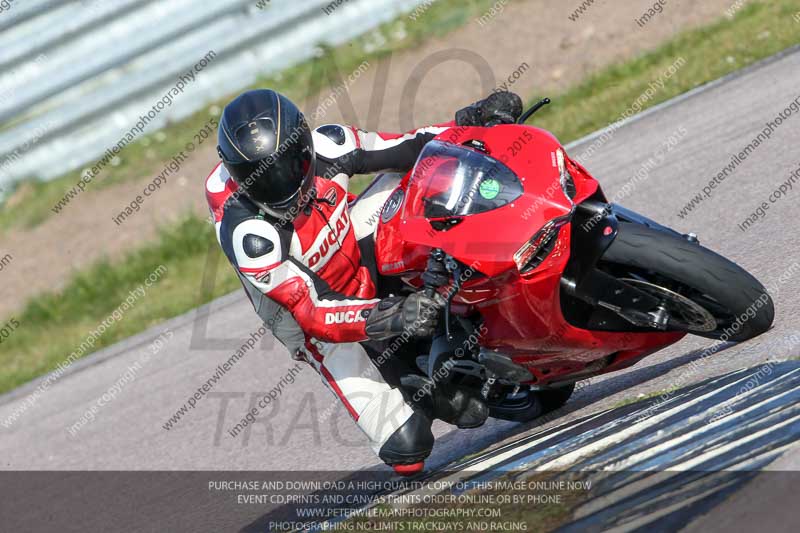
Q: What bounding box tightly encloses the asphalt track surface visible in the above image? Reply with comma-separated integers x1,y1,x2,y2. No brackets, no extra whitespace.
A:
2,48,800,531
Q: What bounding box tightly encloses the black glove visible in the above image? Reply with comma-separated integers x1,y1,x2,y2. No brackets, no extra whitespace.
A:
455,91,524,127
365,292,443,341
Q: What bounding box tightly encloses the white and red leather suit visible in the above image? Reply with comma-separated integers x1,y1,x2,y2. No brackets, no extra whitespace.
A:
205,123,453,462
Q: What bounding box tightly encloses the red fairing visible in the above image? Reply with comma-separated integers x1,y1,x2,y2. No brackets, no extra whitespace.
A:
374,124,685,386
376,126,599,277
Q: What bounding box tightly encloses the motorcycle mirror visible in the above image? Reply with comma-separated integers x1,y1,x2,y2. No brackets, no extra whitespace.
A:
517,97,551,124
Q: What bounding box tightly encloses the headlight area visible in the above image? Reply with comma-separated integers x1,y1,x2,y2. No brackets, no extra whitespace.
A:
557,147,578,201
513,214,572,274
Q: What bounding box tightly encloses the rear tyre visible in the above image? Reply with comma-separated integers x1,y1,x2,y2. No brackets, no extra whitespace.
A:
601,222,774,342
488,387,542,423
538,383,575,414
488,383,575,422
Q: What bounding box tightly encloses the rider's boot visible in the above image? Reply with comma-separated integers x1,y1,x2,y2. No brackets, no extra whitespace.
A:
377,410,434,476
401,374,489,429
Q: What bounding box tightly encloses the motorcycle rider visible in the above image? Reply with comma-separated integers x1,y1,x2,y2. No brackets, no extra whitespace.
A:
205,88,522,474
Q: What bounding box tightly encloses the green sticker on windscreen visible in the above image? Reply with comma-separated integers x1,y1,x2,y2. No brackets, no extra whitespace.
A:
479,179,501,200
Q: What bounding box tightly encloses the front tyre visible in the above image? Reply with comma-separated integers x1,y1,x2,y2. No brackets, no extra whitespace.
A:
600,222,774,342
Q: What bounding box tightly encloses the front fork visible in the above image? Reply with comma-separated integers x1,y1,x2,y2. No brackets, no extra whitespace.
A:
422,249,536,401
421,250,494,396
562,201,697,331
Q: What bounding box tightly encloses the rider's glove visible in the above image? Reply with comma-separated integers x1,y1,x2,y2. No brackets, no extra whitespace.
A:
455,91,524,127
365,292,443,341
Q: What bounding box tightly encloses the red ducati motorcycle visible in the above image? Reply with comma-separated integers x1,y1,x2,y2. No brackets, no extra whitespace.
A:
365,99,774,421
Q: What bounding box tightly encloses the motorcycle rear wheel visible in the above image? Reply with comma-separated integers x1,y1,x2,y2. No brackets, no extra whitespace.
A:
488,383,575,423
539,383,576,414
600,222,774,342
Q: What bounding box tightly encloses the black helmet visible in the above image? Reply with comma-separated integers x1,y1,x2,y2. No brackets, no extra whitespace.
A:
217,89,315,220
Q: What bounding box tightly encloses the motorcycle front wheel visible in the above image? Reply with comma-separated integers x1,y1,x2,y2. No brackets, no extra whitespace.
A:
599,222,774,342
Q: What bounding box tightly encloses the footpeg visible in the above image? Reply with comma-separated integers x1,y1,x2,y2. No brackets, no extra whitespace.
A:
478,350,533,382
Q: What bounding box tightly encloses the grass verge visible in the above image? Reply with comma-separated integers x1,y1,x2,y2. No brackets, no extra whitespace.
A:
612,388,679,409
2,0,799,394
0,216,239,393
530,1,800,145
350,0,800,191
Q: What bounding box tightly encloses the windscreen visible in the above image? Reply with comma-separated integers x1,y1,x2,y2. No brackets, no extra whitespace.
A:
406,141,523,219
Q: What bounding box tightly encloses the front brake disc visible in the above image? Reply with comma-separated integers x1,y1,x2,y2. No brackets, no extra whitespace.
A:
620,278,717,332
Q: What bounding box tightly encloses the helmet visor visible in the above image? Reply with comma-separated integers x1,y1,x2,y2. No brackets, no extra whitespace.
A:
225,130,315,219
